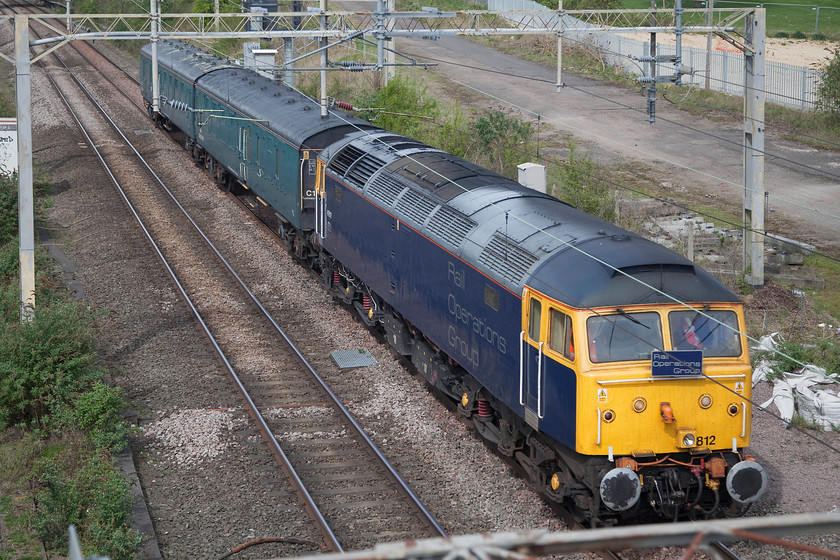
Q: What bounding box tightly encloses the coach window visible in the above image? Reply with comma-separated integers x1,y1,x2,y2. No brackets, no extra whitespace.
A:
549,309,574,361
528,298,542,342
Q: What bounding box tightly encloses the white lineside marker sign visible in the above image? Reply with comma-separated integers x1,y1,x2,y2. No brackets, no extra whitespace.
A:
0,119,18,175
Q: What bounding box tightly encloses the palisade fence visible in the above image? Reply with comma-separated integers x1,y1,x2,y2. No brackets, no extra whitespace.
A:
485,0,823,109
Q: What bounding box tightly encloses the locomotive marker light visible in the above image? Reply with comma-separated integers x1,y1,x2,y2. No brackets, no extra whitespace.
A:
632,397,646,413
599,468,642,512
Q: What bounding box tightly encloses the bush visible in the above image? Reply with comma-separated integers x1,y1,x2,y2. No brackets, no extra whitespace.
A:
774,31,790,38
754,339,840,380
551,135,617,222
792,30,807,39
0,174,18,244
533,0,620,8
353,74,440,140
51,382,130,452
0,288,105,431
817,49,840,122
473,110,537,179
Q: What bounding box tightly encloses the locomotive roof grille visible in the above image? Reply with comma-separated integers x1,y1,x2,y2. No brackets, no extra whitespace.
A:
347,154,385,187
368,174,406,207
479,233,539,284
396,188,437,225
330,144,366,178
427,205,476,247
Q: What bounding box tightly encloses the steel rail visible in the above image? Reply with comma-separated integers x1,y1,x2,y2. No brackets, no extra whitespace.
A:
22,17,344,554
15,2,446,537
16,3,443,547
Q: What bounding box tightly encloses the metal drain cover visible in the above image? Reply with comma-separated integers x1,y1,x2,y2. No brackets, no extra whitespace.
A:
331,349,378,369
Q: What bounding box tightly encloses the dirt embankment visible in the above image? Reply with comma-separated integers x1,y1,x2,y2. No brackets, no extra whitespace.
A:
625,32,837,68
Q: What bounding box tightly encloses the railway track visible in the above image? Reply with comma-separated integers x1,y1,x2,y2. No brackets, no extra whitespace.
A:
6,3,446,551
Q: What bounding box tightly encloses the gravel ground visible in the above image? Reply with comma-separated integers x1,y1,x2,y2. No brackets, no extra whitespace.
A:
8,26,840,560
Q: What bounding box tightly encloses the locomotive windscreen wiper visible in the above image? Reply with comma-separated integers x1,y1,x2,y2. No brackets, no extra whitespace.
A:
616,308,650,329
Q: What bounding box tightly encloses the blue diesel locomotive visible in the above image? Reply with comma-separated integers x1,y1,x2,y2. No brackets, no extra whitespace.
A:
141,40,767,524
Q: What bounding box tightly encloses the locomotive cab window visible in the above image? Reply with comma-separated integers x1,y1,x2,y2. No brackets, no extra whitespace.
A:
586,312,662,363
668,310,742,357
527,298,542,342
549,309,574,361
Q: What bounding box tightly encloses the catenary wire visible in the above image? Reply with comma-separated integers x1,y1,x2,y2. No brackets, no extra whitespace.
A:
397,50,840,228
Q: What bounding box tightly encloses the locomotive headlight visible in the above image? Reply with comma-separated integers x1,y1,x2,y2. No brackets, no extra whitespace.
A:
632,397,647,413
676,428,696,449
699,394,713,409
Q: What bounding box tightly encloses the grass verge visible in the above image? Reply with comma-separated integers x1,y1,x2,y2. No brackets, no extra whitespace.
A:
0,174,140,560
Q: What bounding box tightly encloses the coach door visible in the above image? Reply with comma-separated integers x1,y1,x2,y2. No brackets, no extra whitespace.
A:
238,125,250,181
521,290,545,430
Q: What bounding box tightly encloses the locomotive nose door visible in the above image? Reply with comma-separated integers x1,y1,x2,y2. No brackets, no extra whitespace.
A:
521,292,545,430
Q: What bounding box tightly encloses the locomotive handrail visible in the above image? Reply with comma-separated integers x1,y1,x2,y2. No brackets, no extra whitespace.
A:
740,401,746,438
315,159,326,239
538,341,545,419
519,330,525,406
596,373,746,385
